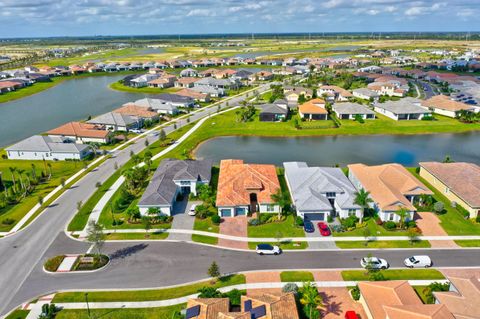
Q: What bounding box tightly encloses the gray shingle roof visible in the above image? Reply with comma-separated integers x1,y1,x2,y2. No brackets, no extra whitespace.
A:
6,135,90,153
283,162,361,212
258,104,288,115
376,98,431,115
353,88,379,98
152,93,194,104
134,98,178,112
333,102,375,115
139,159,213,206
87,112,137,127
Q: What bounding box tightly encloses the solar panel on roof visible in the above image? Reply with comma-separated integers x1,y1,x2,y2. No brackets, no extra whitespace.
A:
244,300,252,311
251,305,266,319
186,305,201,319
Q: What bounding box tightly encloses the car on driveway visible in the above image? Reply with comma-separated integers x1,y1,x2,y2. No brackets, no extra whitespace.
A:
304,219,315,233
317,222,331,236
256,244,281,255
188,204,197,216
360,256,389,269
404,255,432,268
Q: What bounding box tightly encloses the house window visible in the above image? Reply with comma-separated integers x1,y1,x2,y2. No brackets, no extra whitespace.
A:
348,209,356,216
266,205,275,212
445,187,449,194
389,213,395,221
326,192,336,198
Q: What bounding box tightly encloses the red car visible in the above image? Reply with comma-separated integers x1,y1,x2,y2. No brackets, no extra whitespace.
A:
317,222,331,236
344,311,359,319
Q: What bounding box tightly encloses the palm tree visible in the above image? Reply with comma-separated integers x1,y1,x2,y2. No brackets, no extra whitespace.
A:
353,188,373,223
299,282,323,319
270,188,290,219
395,207,409,229
8,167,17,193
47,163,52,180
16,169,26,195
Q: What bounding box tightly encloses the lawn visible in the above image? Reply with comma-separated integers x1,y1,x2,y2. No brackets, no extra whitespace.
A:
409,169,480,235
413,285,432,304
194,217,220,233
105,231,169,240
280,271,314,282
248,215,305,238
336,240,431,249
341,269,445,281
56,304,184,319
0,77,66,104
248,240,308,250
4,309,29,319
0,157,84,232
192,234,218,245
52,274,245,302
454,240,480,247
333,218,409,237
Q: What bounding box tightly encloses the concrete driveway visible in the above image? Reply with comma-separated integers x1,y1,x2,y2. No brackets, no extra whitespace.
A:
305,222,338,250
167,200,200,241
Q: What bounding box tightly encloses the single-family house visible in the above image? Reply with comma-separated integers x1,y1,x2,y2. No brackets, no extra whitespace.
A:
318,85,353,102
147,75,177,88
419,162,480,218
179,68,198,77
232,70,253,81
333,102,375,120
175,88,211,102
421,95,477,118
352,88,379,101
138,159,212,216
47,121,112,144
284,162,362,221
374,98,432,120
175,77,200,88
133,98,179,115
433,275,480,319
213,69,237,79
153,93,195,108
128,74,161,88
190,85,225,97
87,112,140,132
358,281,454,319
6,135,91,161
298,99,328,120
348,163,433,222
194,77,240,90
249,71,274,82
258,103,288,122
115,103,160,122
216,159,280,217
284,86,313,103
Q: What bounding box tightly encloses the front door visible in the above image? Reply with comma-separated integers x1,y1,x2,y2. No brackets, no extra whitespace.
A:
249,193,258,213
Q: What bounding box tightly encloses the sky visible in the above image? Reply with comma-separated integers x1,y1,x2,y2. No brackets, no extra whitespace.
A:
1,0,480,38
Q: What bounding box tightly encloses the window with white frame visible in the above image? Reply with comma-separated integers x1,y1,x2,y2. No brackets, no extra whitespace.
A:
266,204,275,212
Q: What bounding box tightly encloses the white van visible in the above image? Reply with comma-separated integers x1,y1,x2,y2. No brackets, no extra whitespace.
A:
404,255,432,268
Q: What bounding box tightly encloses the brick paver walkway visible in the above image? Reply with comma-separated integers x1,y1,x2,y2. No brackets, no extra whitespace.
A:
218,217,248,249
415,212,458,248
312,270,343,282
319,287,366,319
245,271,282,295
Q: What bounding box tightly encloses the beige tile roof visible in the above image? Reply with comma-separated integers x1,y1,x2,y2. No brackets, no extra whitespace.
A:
177,77,201,85
216,159,280,207
433,275,480,319
384,304,454,319
47,121,110,139
421,95,475,112
420,162,480,208
319,85,353,97
187,298,230,319
176,88,209,100
241,293,299,319
116,103,158,119
348,163,433,211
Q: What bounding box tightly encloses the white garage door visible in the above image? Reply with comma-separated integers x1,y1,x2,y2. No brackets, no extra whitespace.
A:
304,213,325,221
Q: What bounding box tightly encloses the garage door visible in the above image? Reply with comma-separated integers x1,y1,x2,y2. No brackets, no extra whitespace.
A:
304,213,325,221
220,209,232,217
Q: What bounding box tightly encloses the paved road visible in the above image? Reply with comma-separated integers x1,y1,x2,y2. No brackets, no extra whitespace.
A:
6,237,480,312
0,83,272,316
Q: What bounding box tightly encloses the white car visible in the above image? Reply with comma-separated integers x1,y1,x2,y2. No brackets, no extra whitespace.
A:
188,204,197,216
256,244,281,255
404,255,432,268
360,256,389,269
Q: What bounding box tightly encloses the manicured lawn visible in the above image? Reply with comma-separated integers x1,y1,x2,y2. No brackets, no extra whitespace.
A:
454,240,480,247
56,304,184,319
280,271,314,282
409,169,480,235
336,240,431,249
52,274,245,302
248,215,305,238
192,234,218,245
0,157,84,232
333,218,409,237
341,269,445,281
194,217,220,233
105,231,169,240
5,309,29,319
413,285,432,304
248,241,308,250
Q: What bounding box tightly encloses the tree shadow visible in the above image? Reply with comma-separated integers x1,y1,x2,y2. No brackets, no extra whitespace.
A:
319,291,343,317
109,243,148,260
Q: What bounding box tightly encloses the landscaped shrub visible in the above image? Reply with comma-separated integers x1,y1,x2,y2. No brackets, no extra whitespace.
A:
295,216,304,227
327,215,333,223
433,201,445,214
222,289,243,306
248,218,261,226
354,114,365,123
211,215,221,225
350,285,360,301
282,283,299,294
375,217,383,225
456,205,471,219
422,282,450,304
44,255,65,272
195,204,209,219
259,213,275,224
198,287,222,298
476,214,480,223
1,218,15,225
406,220,417,228
341,215,358,229
384,221,397,230
331,224,345,233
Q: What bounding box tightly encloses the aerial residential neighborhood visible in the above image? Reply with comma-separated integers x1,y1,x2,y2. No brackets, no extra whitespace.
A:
0,2,480,319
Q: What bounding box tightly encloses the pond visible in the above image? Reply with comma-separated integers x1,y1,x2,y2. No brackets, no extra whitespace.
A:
0,75,145,148
194,134,480,167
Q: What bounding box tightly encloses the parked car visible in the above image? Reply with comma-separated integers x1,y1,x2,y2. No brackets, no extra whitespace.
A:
360,256,389,269
344,311,359,319
404,255,432,268
317,222,331,236
130,129,143,134
188,204,197,216
256,244,281,255
304,219,315,233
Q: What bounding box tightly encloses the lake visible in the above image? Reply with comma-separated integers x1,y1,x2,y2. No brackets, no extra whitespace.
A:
194,134,480,167
0,75,145,148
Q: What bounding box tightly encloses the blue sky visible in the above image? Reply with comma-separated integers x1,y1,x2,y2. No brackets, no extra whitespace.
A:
1,0,479,38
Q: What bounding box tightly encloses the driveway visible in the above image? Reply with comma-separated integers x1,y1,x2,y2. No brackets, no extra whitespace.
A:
305,223,338,250
218,217,248,249
319,287,366,319
415,212,458,248
167,200,200,241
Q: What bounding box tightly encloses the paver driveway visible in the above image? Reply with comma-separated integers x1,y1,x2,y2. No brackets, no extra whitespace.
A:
218,217,248,249
415,212,458,248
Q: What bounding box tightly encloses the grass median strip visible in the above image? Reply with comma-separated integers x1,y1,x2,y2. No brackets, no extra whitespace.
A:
105,232,169,240
454,240,480,247
192,234,218,245
247,241,308,250
52,274,246,303
341,269,445,281
280,271,314,282
56,304,184,319
335,240,431,249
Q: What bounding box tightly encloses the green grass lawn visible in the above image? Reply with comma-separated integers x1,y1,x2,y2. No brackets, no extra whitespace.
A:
105,231,169,240
336,240,431,249
454,240,480,247
0,158,84,232
333,218,409,237
4,309,29,319
248,215,305,238
52,274,245,302
280,271,314,282
248,240,308,250
194,217,220,233
192,234,218,245
413,285,431,304
56,304,184,319
341,269,445,281
0,77,66,104
409,169,480,235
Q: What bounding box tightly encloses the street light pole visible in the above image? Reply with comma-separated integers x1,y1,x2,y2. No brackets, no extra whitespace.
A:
85,292,91,318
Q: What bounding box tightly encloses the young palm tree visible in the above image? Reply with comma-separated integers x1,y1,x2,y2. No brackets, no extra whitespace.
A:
8,167,17,193
299,282,323,319
353,188,373,223
395,207,409,229
47,163,52,180
270,188,290,219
